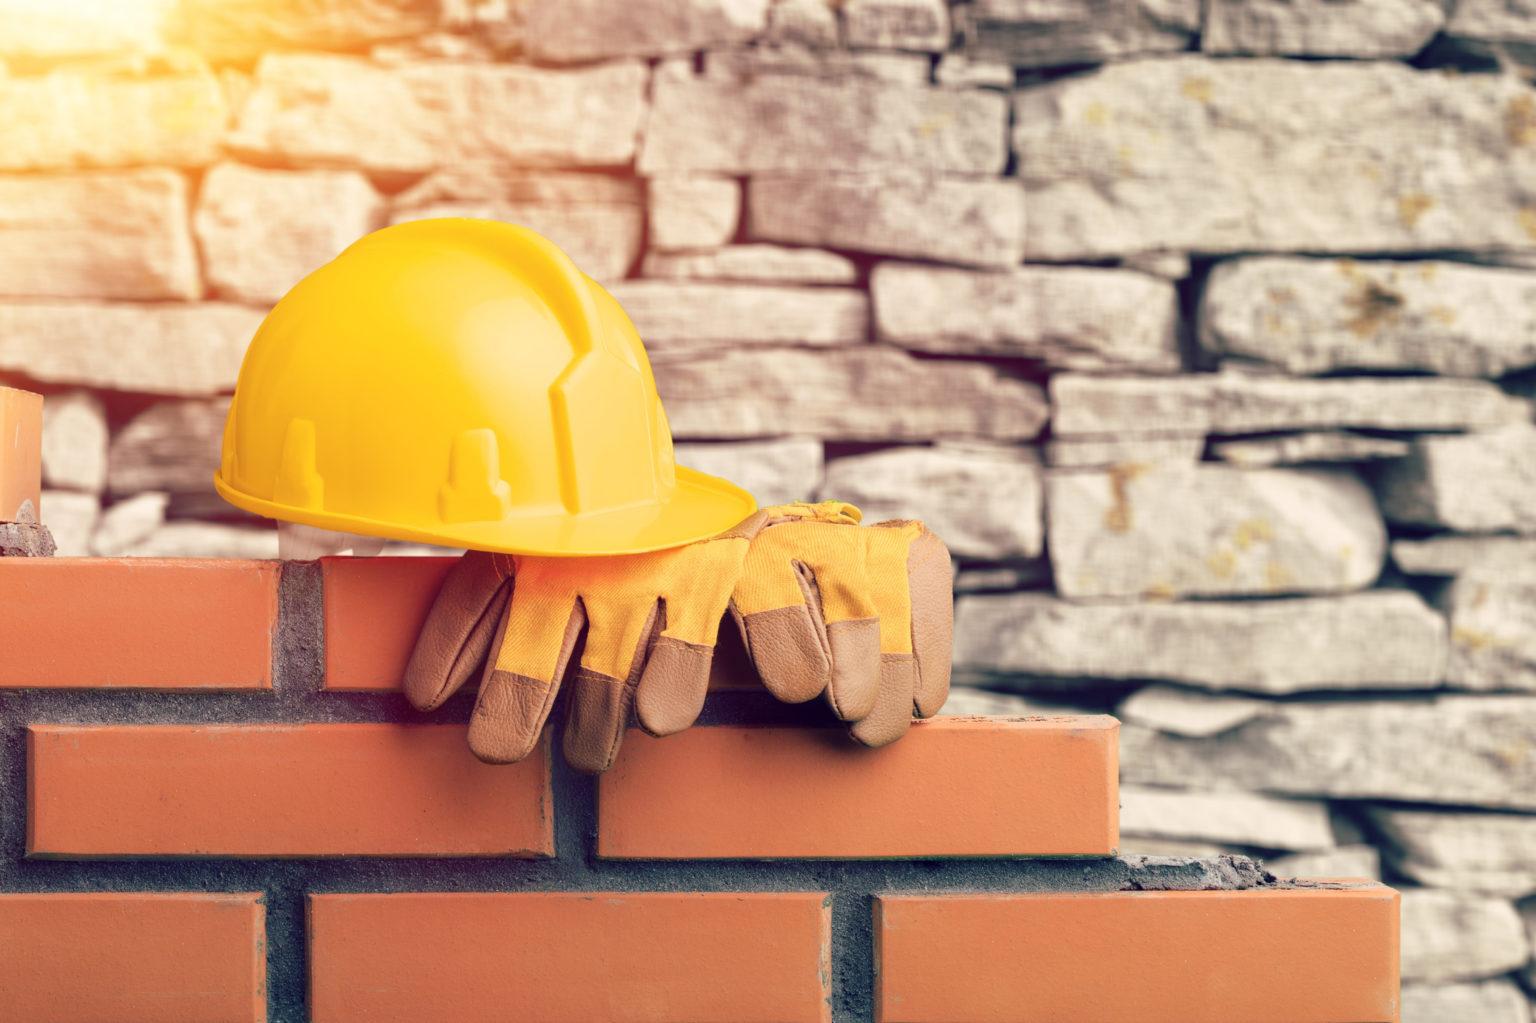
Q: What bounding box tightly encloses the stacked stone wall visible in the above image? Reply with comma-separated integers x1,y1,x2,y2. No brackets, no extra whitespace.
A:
3,0,1536,1016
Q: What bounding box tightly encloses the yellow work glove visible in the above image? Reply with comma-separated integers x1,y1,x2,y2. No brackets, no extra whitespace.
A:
403,502,856,772
729,506,953,748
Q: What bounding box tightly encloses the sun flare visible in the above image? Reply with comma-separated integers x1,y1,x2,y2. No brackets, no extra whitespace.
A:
0,0,175,55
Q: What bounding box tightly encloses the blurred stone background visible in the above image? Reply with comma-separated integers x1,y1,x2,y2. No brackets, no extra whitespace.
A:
3,0,1536,1016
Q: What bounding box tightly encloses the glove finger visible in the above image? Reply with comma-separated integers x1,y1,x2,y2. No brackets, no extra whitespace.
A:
779,526,883,721
797,552,880,722
466,582,584,765
732,576,832,705
403,551,514,712
732,529,832,702
631,535,745,735
564,598,663,773
849,654,917,748
824,611,882,721
903,524,954,718
634,620,716,736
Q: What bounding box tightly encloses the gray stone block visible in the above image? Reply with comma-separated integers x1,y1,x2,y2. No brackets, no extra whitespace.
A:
1119,694,1536,809
392,169,644,283
1050,372,1531,438
231,55,648,172
822,443,1042,559
1445,568,1536,690
197,164,385,305
1210,432,1411,468
1116,684,1267,738
1015,57,1536,260
959,0,1198,68
1393,535,1536,577
843,0,949,50
751,174,1025,268
648,178,742,252
1201,257,1536,378
1446,0,1536,47
0,72,225,171
605,282,868,352
1203,0,1444,57
673,438,824,505
0,171,200,301
642,245,858,285
955,590,1447,692
873,265,1178,369
1399,982,1531,1023
1045,464,1386,599
0,302,256,397
1119,785,1336,851
1045,435,1204,469
1369,806,1536,898
522,0,768,61
40,391,107,494
1400,889,1530,984
1375,425,1536,533
41,490,99,557
108,399,228,497
1265,846,1382,882
640,59,1008,175
92,493,170,558
657,346,1050,441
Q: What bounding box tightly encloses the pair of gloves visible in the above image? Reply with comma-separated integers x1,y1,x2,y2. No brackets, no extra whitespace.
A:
403,502,953,773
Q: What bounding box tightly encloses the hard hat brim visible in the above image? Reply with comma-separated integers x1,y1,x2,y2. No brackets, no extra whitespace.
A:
213,465,758,557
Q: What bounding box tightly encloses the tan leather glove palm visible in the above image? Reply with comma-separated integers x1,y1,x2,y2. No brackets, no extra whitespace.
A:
730,509,953,748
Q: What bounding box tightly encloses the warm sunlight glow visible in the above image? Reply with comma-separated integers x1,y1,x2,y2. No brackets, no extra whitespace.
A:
0,0,174,56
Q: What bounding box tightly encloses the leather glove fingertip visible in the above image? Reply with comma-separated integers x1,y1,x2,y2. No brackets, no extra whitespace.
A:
848,654,918,748
403,551,513,712
634,635,714,736
736,604,832,705
467,672,556,765
562,666,634,774
825,617,881,721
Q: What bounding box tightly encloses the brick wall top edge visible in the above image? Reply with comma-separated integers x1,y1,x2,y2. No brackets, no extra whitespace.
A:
0,557,278,689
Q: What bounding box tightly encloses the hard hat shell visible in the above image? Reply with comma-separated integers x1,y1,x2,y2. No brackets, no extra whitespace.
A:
214,218,756,556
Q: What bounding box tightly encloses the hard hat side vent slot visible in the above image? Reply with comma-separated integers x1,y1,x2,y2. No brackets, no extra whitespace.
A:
439,429,514,524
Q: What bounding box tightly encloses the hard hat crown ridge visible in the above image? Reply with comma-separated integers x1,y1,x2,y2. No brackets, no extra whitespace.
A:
214,218,755,555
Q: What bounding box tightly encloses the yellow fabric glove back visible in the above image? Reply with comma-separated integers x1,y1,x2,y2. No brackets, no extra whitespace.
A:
730,509,953,748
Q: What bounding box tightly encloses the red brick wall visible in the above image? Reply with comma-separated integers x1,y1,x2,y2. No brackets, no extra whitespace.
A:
0,555,1399,1021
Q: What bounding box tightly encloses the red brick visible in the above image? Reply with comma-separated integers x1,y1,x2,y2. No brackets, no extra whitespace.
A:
28,724,552,857
309,892,831,1023
0,892,266,1023
597,717,1118,859
0,385,42,522
0,559,277,689
875,885,1400,1023
322,556,456,691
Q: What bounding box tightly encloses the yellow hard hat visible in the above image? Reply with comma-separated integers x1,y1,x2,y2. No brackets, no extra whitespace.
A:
214,218,756,555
